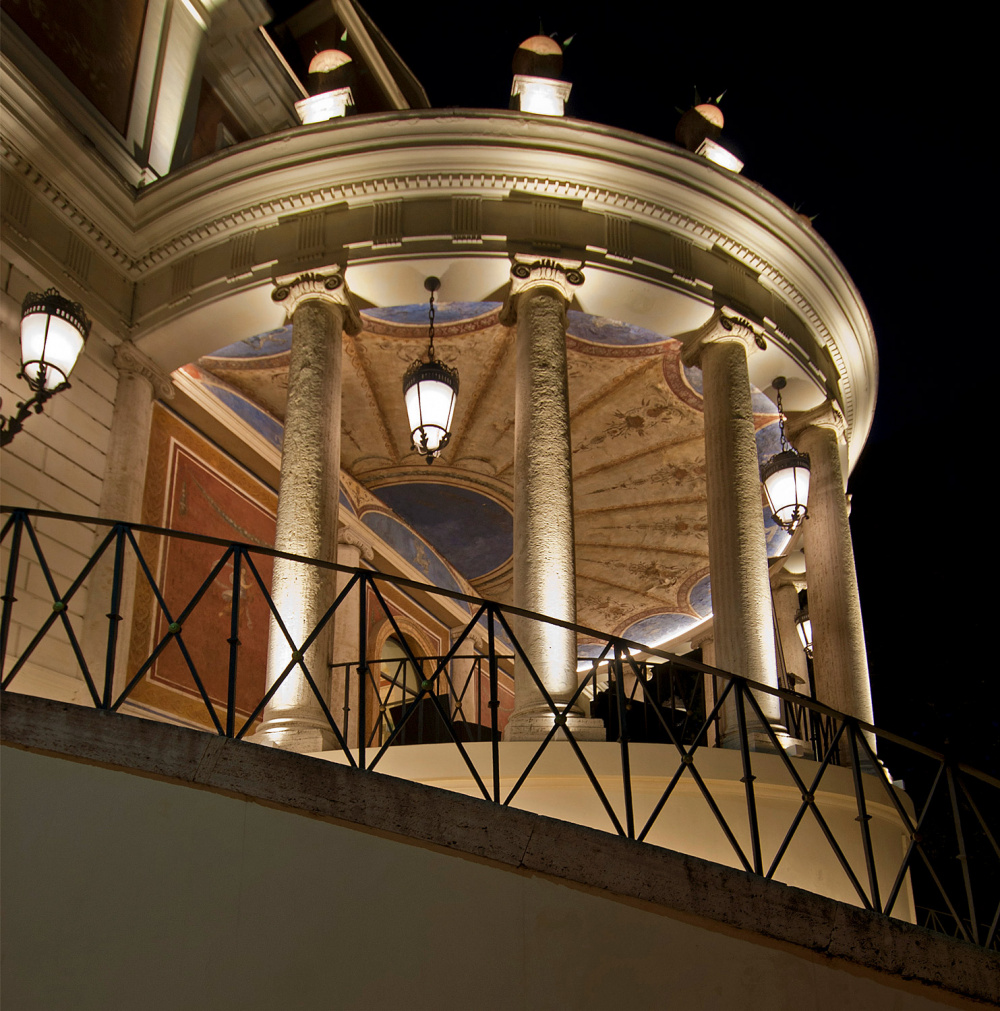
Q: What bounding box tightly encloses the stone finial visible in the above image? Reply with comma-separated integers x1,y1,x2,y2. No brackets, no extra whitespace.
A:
113,341,175,400
271,268,362,335
680,307,767,368
499,255,585,324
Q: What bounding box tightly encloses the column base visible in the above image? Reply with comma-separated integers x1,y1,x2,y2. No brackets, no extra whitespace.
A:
248,717,337,754
503,711,606,742
721,725,800,756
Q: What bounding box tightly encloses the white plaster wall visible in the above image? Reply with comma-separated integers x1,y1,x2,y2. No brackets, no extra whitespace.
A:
1,746,949,1011
320,741,917,920
0,260,117,702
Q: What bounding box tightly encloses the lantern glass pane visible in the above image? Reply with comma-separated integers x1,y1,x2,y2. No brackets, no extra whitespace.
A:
796,616,813,652
405,378,456,452
763,461,810,528
21,311,84,390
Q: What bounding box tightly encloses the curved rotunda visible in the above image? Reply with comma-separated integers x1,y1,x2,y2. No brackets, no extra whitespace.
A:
0,0,902,942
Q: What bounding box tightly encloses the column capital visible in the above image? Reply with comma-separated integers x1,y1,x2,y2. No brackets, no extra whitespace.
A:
680,308,767,367
499,255,585,324
689,628,714,652
450,624,488,651
772,569,808,593
786,400,846,444
272,268,362,335
113,341,174,400
338,527,374,561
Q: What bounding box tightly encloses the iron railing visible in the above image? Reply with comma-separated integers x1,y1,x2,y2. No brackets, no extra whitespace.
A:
1,507,997,951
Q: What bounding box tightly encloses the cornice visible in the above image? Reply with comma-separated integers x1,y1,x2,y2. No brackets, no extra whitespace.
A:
0,98,876,462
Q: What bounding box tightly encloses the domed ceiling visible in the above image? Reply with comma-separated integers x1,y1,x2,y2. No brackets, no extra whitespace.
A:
189,302,789,650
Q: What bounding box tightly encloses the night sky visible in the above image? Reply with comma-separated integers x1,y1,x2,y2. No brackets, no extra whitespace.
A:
358,5,995,774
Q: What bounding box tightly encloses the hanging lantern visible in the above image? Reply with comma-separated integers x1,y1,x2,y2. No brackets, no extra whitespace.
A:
794,606,813,658
760,376,810,532
402,277,459,464
20,288,91,391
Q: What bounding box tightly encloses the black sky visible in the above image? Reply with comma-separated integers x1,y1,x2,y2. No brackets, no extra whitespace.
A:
358,3,996,773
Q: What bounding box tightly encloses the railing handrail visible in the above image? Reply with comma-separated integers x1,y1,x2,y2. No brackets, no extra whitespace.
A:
3,505,993,785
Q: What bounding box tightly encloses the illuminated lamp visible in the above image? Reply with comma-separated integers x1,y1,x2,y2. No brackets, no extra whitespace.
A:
696,136,744,173
294,49,354,124
794,606,814,658
760,377,810,532
511,75,572,116
402,277,459,464
1,288,91,447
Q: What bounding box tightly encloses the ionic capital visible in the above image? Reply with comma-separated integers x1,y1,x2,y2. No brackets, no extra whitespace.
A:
499,255,585,324
680,307,767,367
272,268,362,335
786,400,846,445
689,628,714,652
113,341,175,400
338,527,374,562
771,569,808,594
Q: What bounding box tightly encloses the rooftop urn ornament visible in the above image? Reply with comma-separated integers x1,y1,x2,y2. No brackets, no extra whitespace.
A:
1,288,91,447
402,277,459,464
511,34,572,116
760,376,811,532
676,92,744,172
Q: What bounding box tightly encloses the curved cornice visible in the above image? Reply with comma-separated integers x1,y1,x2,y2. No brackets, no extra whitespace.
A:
0,97,876,462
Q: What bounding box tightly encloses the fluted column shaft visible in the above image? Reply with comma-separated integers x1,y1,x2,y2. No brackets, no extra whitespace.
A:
513,286,577,703
795,419,873,727
256,271,359,753
500,259,603,741
773,580,809,692
331,531,372,749
82,344,173,701
687,316,781,743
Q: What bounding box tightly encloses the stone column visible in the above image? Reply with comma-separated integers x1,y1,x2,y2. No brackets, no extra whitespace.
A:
790,405,874,729
500,258,604,742
253,270,361,753
330,528,373,749
82,342,174,703
683,312,783,747
772,578,809,691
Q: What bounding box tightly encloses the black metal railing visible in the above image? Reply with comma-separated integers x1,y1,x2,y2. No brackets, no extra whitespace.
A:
1,507,997,951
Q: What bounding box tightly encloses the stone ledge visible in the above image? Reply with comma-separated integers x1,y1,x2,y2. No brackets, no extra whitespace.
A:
2,692,996,1005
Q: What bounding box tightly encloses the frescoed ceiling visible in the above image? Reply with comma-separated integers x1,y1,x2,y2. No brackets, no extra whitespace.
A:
191,302,789,650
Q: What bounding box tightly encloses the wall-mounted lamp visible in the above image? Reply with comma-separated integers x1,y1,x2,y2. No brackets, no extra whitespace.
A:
761,377,810,532
1,289,91,447
402,277,459,464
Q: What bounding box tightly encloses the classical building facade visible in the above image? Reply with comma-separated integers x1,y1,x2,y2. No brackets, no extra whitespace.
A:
4,2,993,1007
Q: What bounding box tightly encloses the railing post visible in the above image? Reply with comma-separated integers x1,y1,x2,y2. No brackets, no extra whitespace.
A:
0,511,25,675
225,547,243,738
946,763,980,946
357,572,368,770
613,645,635,839
847,720,881,912
102,524,129,709
488,608,500,803
734,679,763,875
